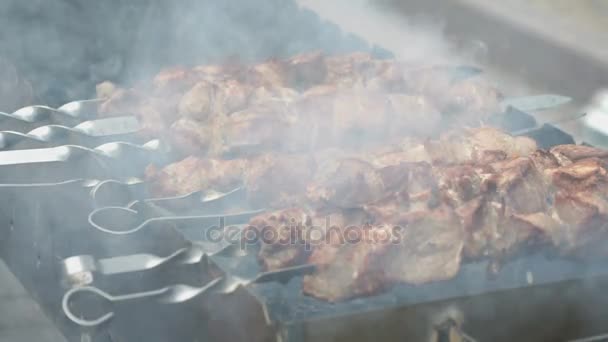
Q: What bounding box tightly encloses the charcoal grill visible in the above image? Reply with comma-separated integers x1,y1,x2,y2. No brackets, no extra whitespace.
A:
0,97,592,342
2,2,608,342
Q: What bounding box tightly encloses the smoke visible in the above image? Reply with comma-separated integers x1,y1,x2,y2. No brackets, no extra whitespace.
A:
0,0,388,108
0,0,483,107
297,0,486,67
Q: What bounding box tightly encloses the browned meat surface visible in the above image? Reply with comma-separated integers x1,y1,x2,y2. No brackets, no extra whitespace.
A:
98,53,512,158
382,207,465,285
246,59,287,89
543,158,608,258
98,87,143,116
145,156,247,198
168,117,215,157
301,206,464,301
284,51,327,90
244,154,316,208
213,101,299,156
490,156,549,214
438,79,502,116
426,127,537,165
152,66,206,98
247,208,311,271
324,52,373,89
302,225,392,302
177,80,217,121
435,164,488,207
550,144,608,164
307,158,386,209
386,94,442,139
237,144,608,302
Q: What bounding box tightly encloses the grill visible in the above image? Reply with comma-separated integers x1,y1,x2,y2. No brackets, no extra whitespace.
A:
2,2,608,342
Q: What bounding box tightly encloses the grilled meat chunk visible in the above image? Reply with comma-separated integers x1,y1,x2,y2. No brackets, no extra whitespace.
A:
244,154,316,208
490,156,549,214
383,207,464,285
284,51,327,90
542,158,608,257
152,66,202,95
302,225,392,302
247,59,286,89
211,102,298,156
324,52,374,88
307,158,386,209
98,52,515,159
240,145,608,302
145,156,247,198
426,127,537,165
549,145,608,165
247,208,311,271
386,94,441,139
169,117,215,157
436,164,488,207
436,79,502,119
177,80,216,121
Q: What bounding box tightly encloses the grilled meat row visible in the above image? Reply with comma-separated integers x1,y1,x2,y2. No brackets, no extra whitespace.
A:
98,51,502,158
244,144,608,302
145,127,536,207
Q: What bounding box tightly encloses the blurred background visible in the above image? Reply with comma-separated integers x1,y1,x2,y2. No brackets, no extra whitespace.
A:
1,0,607,130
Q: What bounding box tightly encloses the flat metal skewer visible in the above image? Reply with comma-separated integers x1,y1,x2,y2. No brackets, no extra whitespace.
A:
0,116,141,150
88,206,265,235
61,242,243,286
62,264,315,327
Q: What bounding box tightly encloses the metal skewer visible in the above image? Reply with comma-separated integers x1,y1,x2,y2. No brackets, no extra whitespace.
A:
61,242,244,286
88,206,264,235
0,140,167,183
498,94,572,113
0,99,103,131
89,176,246,209
62,278,223,327
0,116,141,150
62,264,315,327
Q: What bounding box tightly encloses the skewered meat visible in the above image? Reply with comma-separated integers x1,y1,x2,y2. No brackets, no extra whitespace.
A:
437,79,502,116
215,79,255,115
549,144,608,165
382,206,465,285
99,52,511,159
178,79,255,120
169,117,214,157
324,52,373,89
247,208,311,271
435,164,488,207
145,156,247,198
425,127,537,165
301,206,464,301
177,80,216,121
307,158,386,209
153,66,201,95
246,145,608,302
284,51,327,90
301,224,392,302
244,153,316,208
98,87,143,116
544,158,608,258
213,101,299,156
386,94,442,138
249,208,371,272
247,59,286,89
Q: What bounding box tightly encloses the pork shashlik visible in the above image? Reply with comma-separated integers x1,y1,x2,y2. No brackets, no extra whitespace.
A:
98,52,502,158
